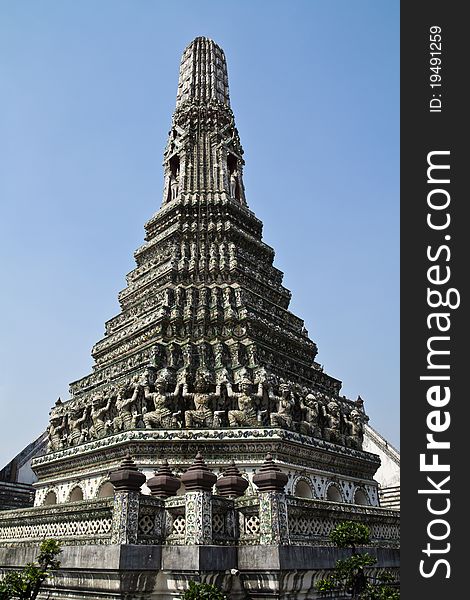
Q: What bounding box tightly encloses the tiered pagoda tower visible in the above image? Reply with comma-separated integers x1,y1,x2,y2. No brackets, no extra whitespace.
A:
33,37,379,507
0,38,399,600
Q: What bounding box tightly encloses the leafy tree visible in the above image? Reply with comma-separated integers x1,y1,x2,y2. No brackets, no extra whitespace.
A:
315,521,399,599
330,521,371,553
181,581,227,600
0,539,61,600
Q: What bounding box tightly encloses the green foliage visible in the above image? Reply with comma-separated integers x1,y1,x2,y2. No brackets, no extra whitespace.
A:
335,553,376,593
361,583,400,600
181,581,227,600
315,522,399,599
0,539,61,600
336,553,377,572
315,576,337,593
330,521,371,550
35,540,61,572
360,573,400,600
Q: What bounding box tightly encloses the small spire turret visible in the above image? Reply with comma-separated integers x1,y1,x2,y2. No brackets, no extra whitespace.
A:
176,37,230,108
163,37,246,206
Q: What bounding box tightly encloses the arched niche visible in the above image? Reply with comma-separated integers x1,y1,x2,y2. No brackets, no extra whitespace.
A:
167,155,180,202
169,154,180,178
294,479,313,499
354,488,369,506
43,490,57,506
69,486,84,502
326,484,343,503
227,153,240,200
97,482,114,498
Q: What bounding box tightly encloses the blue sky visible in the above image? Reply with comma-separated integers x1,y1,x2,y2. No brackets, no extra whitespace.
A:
0,0,399,467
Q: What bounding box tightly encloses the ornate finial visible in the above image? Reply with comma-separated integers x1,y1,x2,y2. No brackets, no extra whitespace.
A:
224,459,241,477
120,452,138,469
258,453,280,472
215,460,249,498
161,37,246,205
109,453,146,492
253,453,288,493
355,395,364,410
147,459,181,498
155,458,173,475
181,452,217,492
176,37,230,108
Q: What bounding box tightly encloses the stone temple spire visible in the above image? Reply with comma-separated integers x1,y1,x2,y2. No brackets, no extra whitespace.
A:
3,39,391,600
176,37,230,108
28,47,381,586
162,37,246,205
56,37,367,464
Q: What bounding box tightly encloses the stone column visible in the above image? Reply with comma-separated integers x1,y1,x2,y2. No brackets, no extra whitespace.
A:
181,452,217,545
109,454,146,545
253,454,289,545
257,491,289,545
183,490,213,545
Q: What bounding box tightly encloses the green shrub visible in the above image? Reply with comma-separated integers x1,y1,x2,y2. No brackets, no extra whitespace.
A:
361,573,400,600
181,581,227,600
315,522,399,599
330,521,371,550
0,539,61,600
315,576,337,593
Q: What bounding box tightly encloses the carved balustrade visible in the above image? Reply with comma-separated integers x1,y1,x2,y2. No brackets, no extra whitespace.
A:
162,496,186,545
235,496,261,545
0,498,114,546
285,497,400,548
0,492,399,549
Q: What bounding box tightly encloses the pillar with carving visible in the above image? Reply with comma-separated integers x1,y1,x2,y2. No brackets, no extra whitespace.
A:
109,454,146,544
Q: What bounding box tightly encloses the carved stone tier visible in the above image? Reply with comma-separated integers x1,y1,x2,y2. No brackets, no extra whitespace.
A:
31,427,380,511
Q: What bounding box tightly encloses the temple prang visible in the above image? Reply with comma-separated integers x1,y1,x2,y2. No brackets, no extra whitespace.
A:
0,37,399,599
43,36,366,477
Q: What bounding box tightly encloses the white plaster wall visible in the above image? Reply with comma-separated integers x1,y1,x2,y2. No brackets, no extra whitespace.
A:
363,425,400,489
